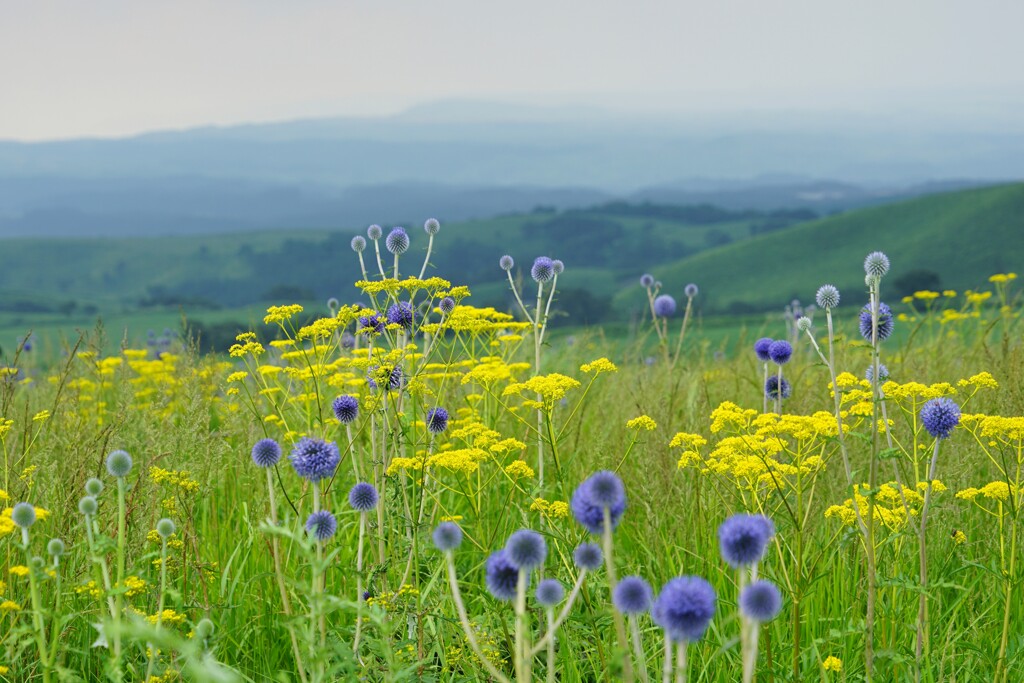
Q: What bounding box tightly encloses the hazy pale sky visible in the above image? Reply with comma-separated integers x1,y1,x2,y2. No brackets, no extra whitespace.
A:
2,0,1023,140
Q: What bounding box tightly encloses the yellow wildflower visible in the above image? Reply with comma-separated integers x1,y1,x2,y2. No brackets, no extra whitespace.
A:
580,358,618,374
822,656,842,672
626,415,657,431
504,461,535,479
8,566,29,578
263,304,304,325
952,529,967,545
0,600,19,612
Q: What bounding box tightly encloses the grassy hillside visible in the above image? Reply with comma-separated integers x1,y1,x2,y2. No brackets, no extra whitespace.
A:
615,182,1024,314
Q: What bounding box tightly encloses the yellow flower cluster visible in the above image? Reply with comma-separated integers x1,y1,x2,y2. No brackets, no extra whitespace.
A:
146,609,188,626
580,358,618,375
427,448,490,474
366,583,420,610
263,304,304,325
626,415,657,431
824,482,934,531
956,481,1017,503
76,580,104,599
149,467,200,494
822,656,843,672
504,460,535,479
503,373,581,409
530,498,569,519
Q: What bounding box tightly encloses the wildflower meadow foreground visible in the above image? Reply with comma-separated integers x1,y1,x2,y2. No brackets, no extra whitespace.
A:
1,222,1022,682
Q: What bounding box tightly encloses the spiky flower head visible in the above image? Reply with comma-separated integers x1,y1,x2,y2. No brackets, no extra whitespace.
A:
351,235,366,253
289,438,341,482
78,496,98,516
251,438,282,468
864,251,890,278
796,316,812,332
439,297,456,315
327,297,339,312
367,364,403,391
485,549,522,601
156,518,176,539
739,580,782,622
865,364,890,383
305,510,337,542
348,482,379,512
531,257,555,283
653,576,717,642
685,283,699,298
424,217,440,235
754,337,774,362
332,395,359,424
106,450,133,478
613,576,654,614
386,301,416,329
194,618,215,641
359,313,385,335
427,407,450,434
11,502,36,529
653,294,677,318
571,472,627,534
536,579,565,607
815,284,840,310
718,514,775,568
640,273,655,288
768,340,792,365
85,478,104,496
859,302,895,342
588,471,626,508
573,542,603,570
765,376,792,401
386,227,409,254
500,254,515,271
552,259,565,275
432,522,463,552
921,397,961,439
367,224,383,240
341,332,355,349
505,529,547,569
47,538,65,557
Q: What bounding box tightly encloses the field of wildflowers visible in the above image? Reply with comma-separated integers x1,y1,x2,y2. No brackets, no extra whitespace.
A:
0,221,1021,682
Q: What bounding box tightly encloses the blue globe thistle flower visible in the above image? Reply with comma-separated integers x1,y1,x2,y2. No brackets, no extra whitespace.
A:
864,251,890,278
653,576,717,642
921,397,961,439
341,332,356,349
500,255,515,271
764,376,792,401
424,218,440,235
251,438,282,468
156,518,176,538
653,295,677,317
85,478,104,496
386,301,415,329
367,365,403,391
326,297,339,312
685,283,699,298
47,538,66,557
613,576,653,615
332,395,359,424
439,297,456,315
505,529,547,569
359,313,385,335
586,471,626,508
289,438,341,482
367,224,383,240
386,227,410,254
531,257,555,283
348,482,379,512
536,578,565,606
552,259,565,275
739,580,782,622
859,302,894,341
768,340,792,365
640,273,655,288
796,316,812,333
351,236,366,253
106,450,133,478
754,337,774,362
432,522,463,552
305,510,337,542
485,549,522,601
865,364,890,383
571,473,627,534
427,407,450,434
573,542,603,570
815,284,840,309
11,502,36,528
718,514,775,568
79,496,98,516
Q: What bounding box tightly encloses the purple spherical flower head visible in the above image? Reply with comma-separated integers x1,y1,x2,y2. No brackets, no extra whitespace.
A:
427,407,449,434
367,224,383,240
573,542,603,570
485,549,522,601
424,218,440,235
859,302,894,342
289,437,341,482
653,294,677,318
765,376,792,401
718,514,775,568
367,365,403,391
432,522,463,552
536,579,565,607
768,340,792,365
921,397,961,439
654,576,717,642
251,438,281,468
754,337,774,362
348,482,379,512
613,576,653,615
505,529,547,569
571,472,627,535
305,510,337,542
739,580,782,622
864,251,890,278
359,313,385,335
332,395,359,424
552,259,565,275
865,364,890,383
385,227,410,254
341,332,355,349
815,284,840,310
587,471,626,508
386,301,415,329
500,254,515,271
439,297,456,315
531,257,555,283
640,273,655,288
351,235,366,253
684,283,699,298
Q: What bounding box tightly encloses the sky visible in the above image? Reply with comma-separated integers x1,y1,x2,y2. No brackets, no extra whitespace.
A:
2,0,1023,141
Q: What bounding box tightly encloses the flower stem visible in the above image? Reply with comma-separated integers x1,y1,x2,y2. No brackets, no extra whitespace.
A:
662,632,673,683
604,507,634,683
353,511,367,657
444,553,511,683
630,614,650,683
145,537,169,681
675,642,687,683
266,468,308,683
24,530,51,683
515,569,529,682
